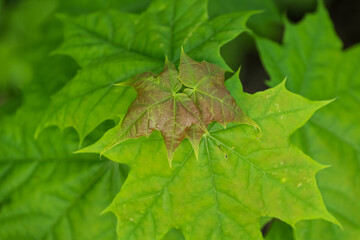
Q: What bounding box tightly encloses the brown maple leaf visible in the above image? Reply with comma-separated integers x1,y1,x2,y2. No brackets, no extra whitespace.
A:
102,52,256,165
102,60,202,165
179,51,257,157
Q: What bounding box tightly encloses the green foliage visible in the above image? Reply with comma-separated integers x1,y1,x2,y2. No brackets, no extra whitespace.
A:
37,0,254,143
1,0,357,239
0,103,125,240
208,0,281,38
0,57,124,239
256,2,360,239
80,78,334,239
0,0,139,239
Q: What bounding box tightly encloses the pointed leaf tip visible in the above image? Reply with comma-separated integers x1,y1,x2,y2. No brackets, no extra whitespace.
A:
103,53,257,165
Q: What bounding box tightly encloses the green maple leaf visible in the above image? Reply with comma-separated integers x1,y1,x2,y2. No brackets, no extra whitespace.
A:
102,53,255,164
37,0,255,144
255,2,360,239
0,101,126,240
81,73,336,239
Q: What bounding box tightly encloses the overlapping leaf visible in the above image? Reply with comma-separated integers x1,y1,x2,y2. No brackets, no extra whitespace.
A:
0,2,147,239
102,53,255,164
37,0,255,143
102,60,201,164
256,2,360,239
81,75,335,239
0,0,348,239
179,52,253,127
179,52,257,156
0,95,126,240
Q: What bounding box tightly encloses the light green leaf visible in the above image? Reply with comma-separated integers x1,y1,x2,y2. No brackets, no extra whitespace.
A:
38,0,255,143
81,78,334,239
256,2,360,239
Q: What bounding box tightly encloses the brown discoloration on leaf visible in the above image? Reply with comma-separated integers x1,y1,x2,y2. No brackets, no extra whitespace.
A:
179,51,255,128
103,61,201,165
103,53,256,165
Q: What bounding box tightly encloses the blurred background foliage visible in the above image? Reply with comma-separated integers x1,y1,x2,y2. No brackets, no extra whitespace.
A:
0,0,359,239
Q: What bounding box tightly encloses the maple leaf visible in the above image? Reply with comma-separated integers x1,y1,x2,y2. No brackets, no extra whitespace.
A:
179,51,258,157
2,0,351,239
179,51,256,126
81,74,336,240
0,88,124,240
256,2,360,239
101,53,256,165
36,0,256,144
102,60,202,164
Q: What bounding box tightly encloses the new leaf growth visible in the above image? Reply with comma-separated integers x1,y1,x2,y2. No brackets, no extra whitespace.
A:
102,52,256,165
